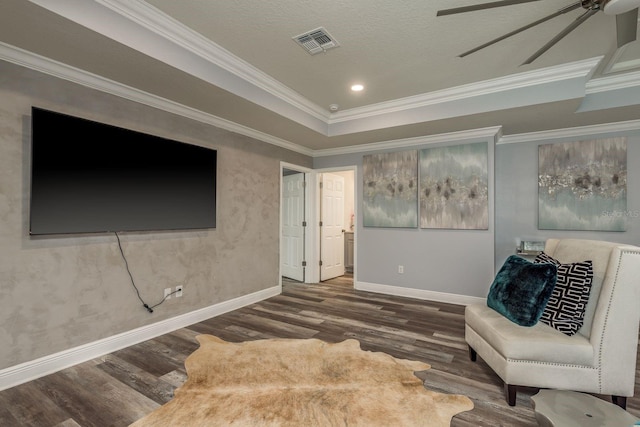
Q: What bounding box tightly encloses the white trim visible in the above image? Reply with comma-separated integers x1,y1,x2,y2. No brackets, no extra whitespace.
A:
325,57,602,137
330,57,602,124
313,126,502,157
97,0,329,122
1,40,637,157
27,0,329,135
9,4,619,142
304,171,321,283
31,0,604,138
312,165,358,286
0,285,280,391
585,70,640,94
0,41,314,157
497,119,640,145
280,162,314,174
355,281,486,306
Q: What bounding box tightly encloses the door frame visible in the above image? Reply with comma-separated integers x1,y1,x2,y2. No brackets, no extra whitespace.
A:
313,165,357,285
279,162,357,286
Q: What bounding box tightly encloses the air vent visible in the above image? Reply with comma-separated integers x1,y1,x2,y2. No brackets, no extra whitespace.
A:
293,27,340,55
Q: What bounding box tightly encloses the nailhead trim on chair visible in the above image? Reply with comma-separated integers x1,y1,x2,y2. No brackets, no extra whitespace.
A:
597,251,621,392
507,359,597,369
504,249,640,398
597,249,640,393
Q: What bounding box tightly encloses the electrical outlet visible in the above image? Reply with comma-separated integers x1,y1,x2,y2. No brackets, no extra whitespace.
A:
164,287,172,299
398,265,404,274
175,285,183,298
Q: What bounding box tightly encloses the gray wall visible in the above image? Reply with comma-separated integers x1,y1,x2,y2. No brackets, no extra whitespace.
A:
3,56,638,371
495,134,640,271
316,131,639,300
0,60,311,370
314,137,496,299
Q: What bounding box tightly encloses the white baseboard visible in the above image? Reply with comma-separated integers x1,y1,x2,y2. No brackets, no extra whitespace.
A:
355,281,486,306
0,285,281,391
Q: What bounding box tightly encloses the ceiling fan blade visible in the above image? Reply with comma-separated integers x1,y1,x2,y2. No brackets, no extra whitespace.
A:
616,8,639,47
459,3,582,58
522,8,599,65
437,0,540,16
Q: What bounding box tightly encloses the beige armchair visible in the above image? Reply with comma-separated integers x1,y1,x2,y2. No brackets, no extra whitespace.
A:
465,238,640,408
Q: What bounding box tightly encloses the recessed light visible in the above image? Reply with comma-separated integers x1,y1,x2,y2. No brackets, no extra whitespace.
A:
351,84,364,92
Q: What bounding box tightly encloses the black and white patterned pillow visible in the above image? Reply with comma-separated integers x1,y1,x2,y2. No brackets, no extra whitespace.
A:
534,252,593,336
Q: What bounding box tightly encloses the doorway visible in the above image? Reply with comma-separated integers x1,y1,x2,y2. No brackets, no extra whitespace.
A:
280,163,356,286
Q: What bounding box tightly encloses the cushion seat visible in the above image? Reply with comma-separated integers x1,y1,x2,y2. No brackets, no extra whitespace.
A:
465,239,640,408
466,304,594,366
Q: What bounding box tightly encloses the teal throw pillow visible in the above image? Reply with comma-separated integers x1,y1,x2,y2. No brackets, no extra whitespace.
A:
487,255,558,327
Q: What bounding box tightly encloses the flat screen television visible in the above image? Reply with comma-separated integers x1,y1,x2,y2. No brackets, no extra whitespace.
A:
30,107,217,235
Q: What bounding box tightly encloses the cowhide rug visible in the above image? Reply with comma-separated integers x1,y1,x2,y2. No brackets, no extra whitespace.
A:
129,335,473,426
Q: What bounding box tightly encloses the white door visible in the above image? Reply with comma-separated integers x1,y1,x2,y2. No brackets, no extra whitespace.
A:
282,172,305,281
320,173,345,281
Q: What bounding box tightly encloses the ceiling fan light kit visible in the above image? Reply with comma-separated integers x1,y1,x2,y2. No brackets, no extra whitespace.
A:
438,0,640,64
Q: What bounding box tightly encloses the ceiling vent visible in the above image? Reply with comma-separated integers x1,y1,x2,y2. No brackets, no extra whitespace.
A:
293,27,340,55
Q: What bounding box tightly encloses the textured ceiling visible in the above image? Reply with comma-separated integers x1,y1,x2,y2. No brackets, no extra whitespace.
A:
145,0,614,108
1,0,640,152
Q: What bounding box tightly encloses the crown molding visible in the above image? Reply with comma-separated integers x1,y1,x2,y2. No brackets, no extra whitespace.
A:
330,57,603,124
585,70,640,93
312,127,502,158
326,57,603,137
497,118,640,145
4,38,638,159
577,68,640,113
0,42,314,157
97,0,330,122
25,1,613,139
6,37,638,159
94,0,603,129
27,0,329,135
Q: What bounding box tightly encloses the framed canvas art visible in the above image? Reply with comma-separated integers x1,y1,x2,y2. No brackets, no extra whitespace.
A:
419,142,488,229
538,138,627,231
363,150,418,228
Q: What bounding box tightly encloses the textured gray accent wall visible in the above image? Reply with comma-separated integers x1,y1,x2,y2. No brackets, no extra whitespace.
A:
0,60,311,370
495,134,640,271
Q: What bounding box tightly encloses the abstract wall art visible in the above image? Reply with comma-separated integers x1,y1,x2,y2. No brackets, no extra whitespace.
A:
538,138,627,231
363,150,418,228
419,142,488,229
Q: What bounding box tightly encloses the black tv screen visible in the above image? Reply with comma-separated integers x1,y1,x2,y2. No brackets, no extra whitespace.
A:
30,107,217,235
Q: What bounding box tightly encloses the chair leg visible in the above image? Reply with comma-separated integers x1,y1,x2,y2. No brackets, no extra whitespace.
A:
505,384,517,406
611,395,627,410
468,345,477,362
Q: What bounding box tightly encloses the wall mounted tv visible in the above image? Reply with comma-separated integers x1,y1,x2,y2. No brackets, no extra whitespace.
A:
30,107,217,235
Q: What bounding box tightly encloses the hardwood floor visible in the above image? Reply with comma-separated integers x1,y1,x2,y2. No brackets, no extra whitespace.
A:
1,275,638,426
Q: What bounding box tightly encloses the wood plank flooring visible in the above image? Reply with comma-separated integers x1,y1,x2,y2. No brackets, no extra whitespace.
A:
1,275,638,426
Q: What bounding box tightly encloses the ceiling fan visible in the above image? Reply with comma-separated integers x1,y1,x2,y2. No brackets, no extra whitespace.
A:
437,0,640,65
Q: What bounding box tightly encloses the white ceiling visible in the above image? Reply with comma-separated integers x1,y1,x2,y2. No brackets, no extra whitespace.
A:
1,0,640,154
